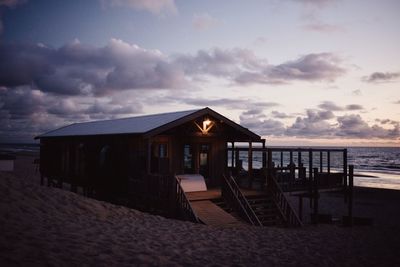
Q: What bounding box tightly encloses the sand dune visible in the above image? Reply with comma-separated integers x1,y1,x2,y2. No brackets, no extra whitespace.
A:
1,156,400,266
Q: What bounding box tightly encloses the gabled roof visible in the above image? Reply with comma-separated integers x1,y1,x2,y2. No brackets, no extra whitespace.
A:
35,107,261,141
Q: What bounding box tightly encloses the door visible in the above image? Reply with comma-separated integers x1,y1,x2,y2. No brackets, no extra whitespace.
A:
183,144,194,173
199,144,210,179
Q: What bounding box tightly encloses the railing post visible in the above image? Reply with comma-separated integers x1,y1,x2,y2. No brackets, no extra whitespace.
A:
319,151,323,173
267,149,272,187
312,168,319,224
327,151,331,173
231,142,235,167
348,165,354,226
308,149,313,208
248,141,253,188
262,139,267,168
343,149,348,203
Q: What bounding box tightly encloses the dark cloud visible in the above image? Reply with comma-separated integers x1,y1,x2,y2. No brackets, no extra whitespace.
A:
0,41,346,99
0,85,144,142
177,49,345,85
271,111,293,119
318,101,343,111
337,114,399,139
239,107,399,140
394,100,400,104
362,72,400,83
345,104,363,111
240,109,286,136
0,39,187,96
318,101,363,111
267,53,345,83
285,109,335,137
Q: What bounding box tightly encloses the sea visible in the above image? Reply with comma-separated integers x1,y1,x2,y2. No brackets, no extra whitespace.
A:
0,143,399,190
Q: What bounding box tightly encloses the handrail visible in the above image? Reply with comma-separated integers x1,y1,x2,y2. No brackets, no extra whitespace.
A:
173,175,201,224
267,174,303,227
222,174,262,226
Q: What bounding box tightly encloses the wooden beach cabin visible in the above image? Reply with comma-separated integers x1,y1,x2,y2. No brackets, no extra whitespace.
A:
36,107,354,227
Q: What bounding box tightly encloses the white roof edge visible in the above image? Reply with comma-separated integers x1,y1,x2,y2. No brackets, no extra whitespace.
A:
35,108,202,139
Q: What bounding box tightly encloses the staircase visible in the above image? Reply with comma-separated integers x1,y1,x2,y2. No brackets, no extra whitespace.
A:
246,194,283,226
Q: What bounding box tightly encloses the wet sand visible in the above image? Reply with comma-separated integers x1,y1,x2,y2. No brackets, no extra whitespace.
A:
1,155,400,266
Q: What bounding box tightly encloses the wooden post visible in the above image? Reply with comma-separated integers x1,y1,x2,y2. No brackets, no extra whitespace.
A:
298,150,302,168
308,149,313,208
289,150,293,164
280,151,283,167
235,148,240,169
267,149,272,187
327,151,331,173
248,141,253,188
231,142,235,167
313,168,319,224
348,165,354,226
262,139,267,168
343,149,348,203
319,151,323,172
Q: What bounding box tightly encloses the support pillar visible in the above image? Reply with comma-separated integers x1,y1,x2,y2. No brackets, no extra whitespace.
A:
248,141,253,188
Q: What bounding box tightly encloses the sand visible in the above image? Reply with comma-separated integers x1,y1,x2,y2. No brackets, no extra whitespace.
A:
1,155,400,266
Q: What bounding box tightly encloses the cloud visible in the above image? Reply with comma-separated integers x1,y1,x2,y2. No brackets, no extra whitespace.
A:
239,106,399,140
177,49,345,85
345,104,363,111
352,89,362,96
0,41,347,98
0,39,187,95
394,100,400,104
318,101,363,111
0,85,145,142
240,109,286,136
271,110,293,119
362,71,400,83
267,53,345,83
318,101,343,111
100,0,177,15
192,13,220,31
303,21,343,33
337,114,399,139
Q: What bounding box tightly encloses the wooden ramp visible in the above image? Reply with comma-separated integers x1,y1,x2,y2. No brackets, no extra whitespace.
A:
190,200,244,227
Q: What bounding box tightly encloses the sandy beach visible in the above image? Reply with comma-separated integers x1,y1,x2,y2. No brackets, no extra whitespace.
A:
1,155,400,266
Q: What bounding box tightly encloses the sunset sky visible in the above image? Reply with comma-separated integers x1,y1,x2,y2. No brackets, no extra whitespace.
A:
0,0,399,146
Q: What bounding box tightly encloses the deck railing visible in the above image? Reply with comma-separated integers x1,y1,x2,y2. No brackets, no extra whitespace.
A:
267,174,303,227
222,173,262,226
173,176,201,223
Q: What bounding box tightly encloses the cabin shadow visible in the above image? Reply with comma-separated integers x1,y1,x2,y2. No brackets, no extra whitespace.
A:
36,107,355,227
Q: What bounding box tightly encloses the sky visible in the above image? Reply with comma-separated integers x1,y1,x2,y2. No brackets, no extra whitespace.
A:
0,0,399,146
